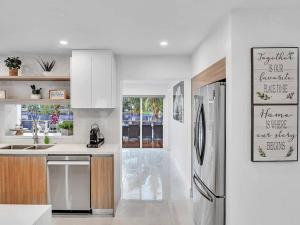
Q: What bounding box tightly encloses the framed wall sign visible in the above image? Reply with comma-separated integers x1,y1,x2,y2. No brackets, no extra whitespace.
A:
252,105,298,162
251,47,299,104
251,47,298,162
49,90,67,100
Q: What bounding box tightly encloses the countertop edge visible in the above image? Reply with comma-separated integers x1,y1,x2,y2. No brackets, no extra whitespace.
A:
0,143,120,155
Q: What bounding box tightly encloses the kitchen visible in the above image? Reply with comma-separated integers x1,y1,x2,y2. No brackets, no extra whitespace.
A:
0,1,300,225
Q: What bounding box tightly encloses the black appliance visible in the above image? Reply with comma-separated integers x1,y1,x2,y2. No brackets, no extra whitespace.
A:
87,124,104,148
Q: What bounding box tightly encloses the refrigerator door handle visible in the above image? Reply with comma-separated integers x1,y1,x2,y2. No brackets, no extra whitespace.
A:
194,102,201,164
193,174,213,202
199,104,206,165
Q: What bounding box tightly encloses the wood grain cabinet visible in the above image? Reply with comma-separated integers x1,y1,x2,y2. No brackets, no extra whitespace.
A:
0,156,47,204
71,50,117,109
91,156,114,211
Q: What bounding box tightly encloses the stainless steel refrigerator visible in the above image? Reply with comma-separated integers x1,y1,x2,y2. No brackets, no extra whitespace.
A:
192,81,226,225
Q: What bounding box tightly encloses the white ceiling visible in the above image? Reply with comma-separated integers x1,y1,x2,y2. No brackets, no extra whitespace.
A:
0,0,299,55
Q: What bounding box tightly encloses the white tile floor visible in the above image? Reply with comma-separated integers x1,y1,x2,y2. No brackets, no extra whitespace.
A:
52,149,193,225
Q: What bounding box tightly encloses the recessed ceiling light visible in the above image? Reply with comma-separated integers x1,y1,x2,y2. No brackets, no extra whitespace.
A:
59,40,68,45
160,41,168,47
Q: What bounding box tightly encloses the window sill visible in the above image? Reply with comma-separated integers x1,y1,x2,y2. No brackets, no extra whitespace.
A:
4,135,73,139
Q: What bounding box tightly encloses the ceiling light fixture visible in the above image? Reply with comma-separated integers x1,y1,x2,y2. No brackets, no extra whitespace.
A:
160,41,168,47
59,40,68,45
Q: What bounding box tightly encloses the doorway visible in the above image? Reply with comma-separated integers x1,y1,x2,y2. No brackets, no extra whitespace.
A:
122,96,164,148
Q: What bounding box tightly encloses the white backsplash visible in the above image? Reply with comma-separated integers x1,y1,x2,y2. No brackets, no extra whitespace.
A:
72,108,120,144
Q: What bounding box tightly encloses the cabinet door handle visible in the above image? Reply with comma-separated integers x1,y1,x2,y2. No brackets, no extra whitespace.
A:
47,161,90,166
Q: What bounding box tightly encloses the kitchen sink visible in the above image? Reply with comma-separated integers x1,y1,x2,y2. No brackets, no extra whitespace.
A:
0,144,54,150
27,145,54,150
0,145,33,150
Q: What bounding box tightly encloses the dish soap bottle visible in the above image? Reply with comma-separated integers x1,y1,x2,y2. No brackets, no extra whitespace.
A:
44,135,50,144
44,125,50,144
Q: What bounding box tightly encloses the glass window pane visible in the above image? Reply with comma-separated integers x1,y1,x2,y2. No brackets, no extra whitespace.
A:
142,97,163,148
5,104,73,137
122,97,140,148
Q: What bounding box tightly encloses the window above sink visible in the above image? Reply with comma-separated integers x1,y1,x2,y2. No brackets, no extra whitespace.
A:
3,104,73,137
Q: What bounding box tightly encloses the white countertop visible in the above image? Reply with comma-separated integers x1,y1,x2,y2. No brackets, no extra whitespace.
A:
0,204,51,225
0,143,119,155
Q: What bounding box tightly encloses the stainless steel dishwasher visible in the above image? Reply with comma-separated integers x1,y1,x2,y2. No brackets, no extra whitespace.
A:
47,155,91,213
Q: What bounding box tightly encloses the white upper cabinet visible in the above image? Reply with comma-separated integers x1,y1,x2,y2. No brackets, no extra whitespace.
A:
71,51,92,108
71,50,116,108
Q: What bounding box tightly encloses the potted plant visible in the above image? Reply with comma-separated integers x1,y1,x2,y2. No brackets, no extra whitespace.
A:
36,58,56,76
4,57,22,76
30,85,42,99
59,121,73,136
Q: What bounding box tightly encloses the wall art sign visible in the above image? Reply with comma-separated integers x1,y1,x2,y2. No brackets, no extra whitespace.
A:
251,47,299,104
252,105,298,161
251,47,298,162
173,81,184,123
49,90,67,100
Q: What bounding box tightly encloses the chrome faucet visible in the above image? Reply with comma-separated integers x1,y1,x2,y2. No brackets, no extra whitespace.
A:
32,120,39,144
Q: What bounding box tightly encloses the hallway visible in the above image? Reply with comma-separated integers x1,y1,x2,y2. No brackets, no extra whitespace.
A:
52,149,193,225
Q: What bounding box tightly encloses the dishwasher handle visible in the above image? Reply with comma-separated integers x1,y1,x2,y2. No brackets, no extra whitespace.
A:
47,161,90,166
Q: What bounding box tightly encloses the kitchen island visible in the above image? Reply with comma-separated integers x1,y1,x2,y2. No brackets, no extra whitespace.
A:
0,204,51,225
0,143,120,216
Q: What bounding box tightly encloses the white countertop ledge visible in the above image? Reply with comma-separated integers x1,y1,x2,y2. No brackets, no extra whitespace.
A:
0,204,51,225
0,143,119,155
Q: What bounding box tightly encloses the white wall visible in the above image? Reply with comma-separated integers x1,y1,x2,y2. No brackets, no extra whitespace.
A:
0,54,120,144
227,9,300,225
167,79,191,195
117,55,191,81
191,18,231,77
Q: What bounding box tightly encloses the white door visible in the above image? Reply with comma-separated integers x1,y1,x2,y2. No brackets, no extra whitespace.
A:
91,51,112,108
71,51,92,108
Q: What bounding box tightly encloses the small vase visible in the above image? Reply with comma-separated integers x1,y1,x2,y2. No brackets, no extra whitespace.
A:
9,68,18,76
42,71,53,76
30,94,42,99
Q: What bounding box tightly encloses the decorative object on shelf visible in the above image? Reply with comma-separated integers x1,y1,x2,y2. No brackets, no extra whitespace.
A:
36,58,56,76
173,81,184,123
10,123,24,136
9,123,25,136
30,84,42,99
4,57,22,76
251,47,299,162
59,121,73,136
49,105,60,131
49,90,67,100
251,47,299,104
0,90,6,99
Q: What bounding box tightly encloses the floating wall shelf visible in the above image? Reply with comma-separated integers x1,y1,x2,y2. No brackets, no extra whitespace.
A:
0,99,70,105
0,76,70,81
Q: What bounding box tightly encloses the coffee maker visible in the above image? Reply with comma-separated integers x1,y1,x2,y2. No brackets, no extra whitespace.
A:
87,123,104,148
